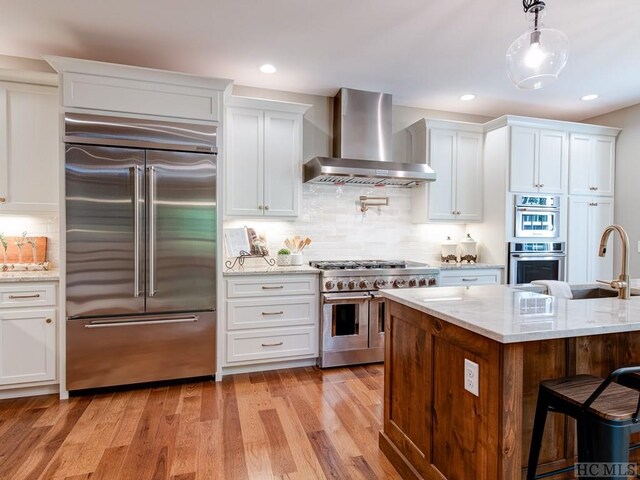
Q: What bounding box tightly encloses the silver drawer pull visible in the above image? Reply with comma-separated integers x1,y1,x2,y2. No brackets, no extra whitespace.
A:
262,311,284,316
261,341,284,347
8,294,41,299
261,285,284,290
461,278,479,282
85,316,198,328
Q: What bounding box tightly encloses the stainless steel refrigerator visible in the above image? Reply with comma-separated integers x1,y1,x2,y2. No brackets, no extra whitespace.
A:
64,113,217,391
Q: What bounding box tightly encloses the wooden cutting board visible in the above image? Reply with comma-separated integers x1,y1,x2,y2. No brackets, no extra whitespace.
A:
1,236,47,263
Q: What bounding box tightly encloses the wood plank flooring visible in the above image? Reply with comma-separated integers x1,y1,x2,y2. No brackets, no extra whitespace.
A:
0,364,401,479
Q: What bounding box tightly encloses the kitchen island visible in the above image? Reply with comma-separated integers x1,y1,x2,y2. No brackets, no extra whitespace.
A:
378,285,640,480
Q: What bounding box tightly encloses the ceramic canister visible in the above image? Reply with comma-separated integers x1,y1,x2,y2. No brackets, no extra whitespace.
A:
441,236,458,263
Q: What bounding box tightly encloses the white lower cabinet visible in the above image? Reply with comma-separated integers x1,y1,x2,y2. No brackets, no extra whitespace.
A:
0,282,57,387
224,274,318,369
438,268,502,286
567,197,614,284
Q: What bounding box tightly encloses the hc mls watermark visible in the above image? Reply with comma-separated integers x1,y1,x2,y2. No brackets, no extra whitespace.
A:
575,463,640,478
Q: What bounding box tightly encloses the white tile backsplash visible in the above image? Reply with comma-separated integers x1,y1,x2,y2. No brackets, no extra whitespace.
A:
0,213,59,267
224,184,467,265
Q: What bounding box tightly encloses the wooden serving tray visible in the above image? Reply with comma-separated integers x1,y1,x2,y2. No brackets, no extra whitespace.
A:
1,236,47,263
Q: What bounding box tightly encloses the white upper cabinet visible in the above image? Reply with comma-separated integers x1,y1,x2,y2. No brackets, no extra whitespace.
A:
0,82,59,212
224,97,310,218
510,126,567,194
569,134,615,196
410,120,483,223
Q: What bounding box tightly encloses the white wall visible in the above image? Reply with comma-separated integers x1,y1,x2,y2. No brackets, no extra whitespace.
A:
586,103,640,275
227,85,493,265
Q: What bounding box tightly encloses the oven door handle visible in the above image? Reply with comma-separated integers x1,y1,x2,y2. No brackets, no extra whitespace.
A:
511,254,566,259
322,293,371,302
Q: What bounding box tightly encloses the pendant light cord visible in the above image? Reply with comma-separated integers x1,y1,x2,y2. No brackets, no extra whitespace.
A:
522,0,545,31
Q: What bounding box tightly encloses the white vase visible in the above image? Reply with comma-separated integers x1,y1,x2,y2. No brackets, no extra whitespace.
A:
277,254,292,266
290,252,303,266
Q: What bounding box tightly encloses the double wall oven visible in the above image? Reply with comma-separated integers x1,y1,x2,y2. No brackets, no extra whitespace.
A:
510,194,566,284
310,260,439,368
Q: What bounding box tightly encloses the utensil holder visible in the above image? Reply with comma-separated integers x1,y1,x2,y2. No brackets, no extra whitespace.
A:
290,252,303,266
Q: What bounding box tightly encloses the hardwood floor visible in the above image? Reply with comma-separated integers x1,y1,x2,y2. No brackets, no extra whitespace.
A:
0,364,401,479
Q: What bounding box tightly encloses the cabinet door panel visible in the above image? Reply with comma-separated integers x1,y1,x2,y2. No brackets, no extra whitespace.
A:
428,129,456,221
0,84,59,211
567,197,590,284
0,308,56,385
538,130,567,194
569,134,592,195
225,108,264,216
263,111,300,217
592,136,615,196
590,199,614,283
455,132,482,222
510,127,538,192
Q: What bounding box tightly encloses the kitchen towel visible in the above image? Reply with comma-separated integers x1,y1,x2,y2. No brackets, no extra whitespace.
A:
531,280,573,299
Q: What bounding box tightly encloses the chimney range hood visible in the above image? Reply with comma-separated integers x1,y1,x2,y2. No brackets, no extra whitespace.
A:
304,88,436,187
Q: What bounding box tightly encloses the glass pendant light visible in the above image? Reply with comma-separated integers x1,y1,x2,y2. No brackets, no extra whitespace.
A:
506,0,568,89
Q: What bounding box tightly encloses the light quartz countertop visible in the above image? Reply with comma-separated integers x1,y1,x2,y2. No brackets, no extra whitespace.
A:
438,263,505,270
0,269,60,283
223,264,320,276
380,284,640,344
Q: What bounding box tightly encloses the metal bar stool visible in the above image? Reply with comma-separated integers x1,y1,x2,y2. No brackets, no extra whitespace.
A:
527,366,640,480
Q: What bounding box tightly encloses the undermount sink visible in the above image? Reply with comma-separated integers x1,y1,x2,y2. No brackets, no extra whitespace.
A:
569,287,638,299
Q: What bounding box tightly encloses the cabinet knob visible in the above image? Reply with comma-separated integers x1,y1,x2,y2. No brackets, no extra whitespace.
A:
539,184,544,188
457,211,461,215
258,205,263,210
264,205,269,210
593,186,598,191
452,211,456,215
0,197,5,203
46,318,52,324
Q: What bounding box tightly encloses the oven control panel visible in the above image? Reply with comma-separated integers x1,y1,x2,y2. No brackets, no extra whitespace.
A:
322,275,438,292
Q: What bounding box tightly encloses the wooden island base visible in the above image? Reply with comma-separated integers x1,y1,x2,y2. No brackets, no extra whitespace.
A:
380,300,640,480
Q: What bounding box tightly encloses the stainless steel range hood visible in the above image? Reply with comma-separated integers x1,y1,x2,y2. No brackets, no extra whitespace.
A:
304,88,436,187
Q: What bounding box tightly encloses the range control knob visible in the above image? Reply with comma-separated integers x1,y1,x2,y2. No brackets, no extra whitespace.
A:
359,280,368,289
337,281,346,290
418,278,427,287
428,277,437,286
348,281,357,290
393,279,406,288
325,281,335,290
408,278,417,287
374,279,387,289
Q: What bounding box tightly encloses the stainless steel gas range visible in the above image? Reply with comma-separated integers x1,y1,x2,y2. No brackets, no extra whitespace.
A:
310,260,440,368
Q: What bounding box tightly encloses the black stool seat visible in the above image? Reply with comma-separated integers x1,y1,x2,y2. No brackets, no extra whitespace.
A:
528,367,640,480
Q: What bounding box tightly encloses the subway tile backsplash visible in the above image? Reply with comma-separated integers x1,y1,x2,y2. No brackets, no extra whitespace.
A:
224,184,467,265
0,213,59,267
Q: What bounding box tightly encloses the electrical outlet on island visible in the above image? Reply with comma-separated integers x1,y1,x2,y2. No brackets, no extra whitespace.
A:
464,358,479,396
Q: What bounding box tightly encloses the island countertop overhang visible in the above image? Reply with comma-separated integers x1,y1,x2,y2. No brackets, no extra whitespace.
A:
380,284,640,344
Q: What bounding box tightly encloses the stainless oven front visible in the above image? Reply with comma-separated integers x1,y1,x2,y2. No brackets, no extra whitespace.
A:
509,242,566,284
514,194,560,239
321,292,371,354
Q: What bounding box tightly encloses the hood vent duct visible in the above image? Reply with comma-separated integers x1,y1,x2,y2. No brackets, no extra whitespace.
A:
303,88,436,187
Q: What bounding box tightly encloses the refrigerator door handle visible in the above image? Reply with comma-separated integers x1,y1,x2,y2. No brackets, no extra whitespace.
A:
147,165,157,297
132,166,143,298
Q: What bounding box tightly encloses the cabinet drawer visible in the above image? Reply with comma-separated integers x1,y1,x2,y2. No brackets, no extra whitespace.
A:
227,295,317,330
0,284,56,309
439,270,501,286
226,275,317,298
226,326,317,364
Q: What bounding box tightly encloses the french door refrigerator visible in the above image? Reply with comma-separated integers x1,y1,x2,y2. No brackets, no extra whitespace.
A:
64,113,217,391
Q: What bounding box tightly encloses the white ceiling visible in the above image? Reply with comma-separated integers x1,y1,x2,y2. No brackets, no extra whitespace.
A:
1,0,638,121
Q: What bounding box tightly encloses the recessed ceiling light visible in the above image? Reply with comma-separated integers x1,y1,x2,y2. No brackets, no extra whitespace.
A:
460,94,476,101
259,64,276,74
581,94,599,101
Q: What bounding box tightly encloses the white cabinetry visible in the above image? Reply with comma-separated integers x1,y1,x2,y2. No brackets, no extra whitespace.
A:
0,283,57,387
225,97,310,218
224,274,318,370
0,82,59,211
439,268,502,286
567,197,614,284
410,120,483,223
510,126,568,194
569,134,615,196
